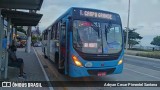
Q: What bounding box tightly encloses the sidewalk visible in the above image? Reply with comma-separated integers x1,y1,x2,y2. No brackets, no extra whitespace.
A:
7,47,46,81
3,47,50,90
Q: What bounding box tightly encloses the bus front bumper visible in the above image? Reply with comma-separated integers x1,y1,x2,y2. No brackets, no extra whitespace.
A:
69,64,123,77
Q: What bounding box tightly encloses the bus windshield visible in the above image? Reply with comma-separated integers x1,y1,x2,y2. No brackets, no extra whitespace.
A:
73,20,122,54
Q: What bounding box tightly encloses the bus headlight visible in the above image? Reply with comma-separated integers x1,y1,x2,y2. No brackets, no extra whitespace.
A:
118,59,123,65
72,55,83,67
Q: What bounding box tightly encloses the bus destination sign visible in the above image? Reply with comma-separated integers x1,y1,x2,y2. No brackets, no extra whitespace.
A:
80,10,113,20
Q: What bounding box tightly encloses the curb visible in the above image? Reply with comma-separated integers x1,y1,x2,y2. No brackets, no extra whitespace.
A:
33,47,54,90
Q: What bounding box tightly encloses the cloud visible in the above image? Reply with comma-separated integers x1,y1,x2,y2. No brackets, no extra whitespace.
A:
38,0,160,46
38,0,129,29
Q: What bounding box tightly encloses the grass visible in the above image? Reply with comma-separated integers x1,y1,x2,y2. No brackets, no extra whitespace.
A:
125,48,160,59
136,51,160,59
128,48,153,52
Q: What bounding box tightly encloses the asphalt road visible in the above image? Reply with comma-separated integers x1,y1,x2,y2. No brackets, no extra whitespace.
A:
34,47,160,90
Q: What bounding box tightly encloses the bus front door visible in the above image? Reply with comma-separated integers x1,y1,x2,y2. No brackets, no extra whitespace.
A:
59,21,67,74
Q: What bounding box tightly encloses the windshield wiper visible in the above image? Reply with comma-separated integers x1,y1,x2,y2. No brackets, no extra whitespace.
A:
76,28,83,47
104,21,112,41
104,25,108,41
86,18,100,38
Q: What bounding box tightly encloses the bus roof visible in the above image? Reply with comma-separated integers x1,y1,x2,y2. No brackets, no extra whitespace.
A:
71,7,119,15
43,7,120,32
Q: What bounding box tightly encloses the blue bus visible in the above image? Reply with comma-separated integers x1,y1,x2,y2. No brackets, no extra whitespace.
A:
42,7,124,77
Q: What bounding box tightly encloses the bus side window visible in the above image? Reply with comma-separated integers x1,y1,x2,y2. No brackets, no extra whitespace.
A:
55,23,60,40
44,31,45,40
44,31,46,40
61,22,66,45
51,26,54,39
42,34,44,40
53,25,57,39
45,31,48,40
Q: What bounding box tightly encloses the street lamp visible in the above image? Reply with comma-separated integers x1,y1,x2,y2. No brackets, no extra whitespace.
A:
125,0,131,51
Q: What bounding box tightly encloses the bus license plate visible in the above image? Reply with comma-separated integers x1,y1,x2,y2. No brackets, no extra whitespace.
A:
97,72,106,76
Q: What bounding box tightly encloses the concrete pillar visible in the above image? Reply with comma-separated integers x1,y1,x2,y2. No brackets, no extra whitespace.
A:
4,17,11,79
26,26,31,53
0,9,6,79
25,10,35,53
7,18,11,49
10,25,13,44
15,26,17,45
0,8,3,79
4,47,8,79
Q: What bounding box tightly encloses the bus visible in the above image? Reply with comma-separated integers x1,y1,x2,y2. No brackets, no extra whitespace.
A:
42,7,124,77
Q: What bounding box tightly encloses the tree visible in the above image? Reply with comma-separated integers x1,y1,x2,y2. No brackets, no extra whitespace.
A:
151,36,160,47
124,28,143,48
31,36,38,43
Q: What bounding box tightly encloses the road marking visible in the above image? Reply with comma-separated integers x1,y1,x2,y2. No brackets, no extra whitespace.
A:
35,47,68,90
125,63,160,72
33,47,54,90
124,68,160,80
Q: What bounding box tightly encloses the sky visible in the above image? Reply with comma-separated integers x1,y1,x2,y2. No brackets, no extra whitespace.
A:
37,0,160,46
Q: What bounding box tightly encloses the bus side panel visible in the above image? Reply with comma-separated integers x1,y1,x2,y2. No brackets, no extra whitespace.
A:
42,40,47,55
68,32,89,77
50,40,55,62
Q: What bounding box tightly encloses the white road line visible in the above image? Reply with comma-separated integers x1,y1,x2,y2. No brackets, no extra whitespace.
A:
125,63,160,73
33,47,54,90
124,68,160,80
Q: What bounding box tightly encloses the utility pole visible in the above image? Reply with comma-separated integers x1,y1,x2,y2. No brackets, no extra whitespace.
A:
26,26,31,53
125,0,131,51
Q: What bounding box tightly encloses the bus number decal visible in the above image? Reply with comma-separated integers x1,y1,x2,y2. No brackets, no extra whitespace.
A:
80,10,112,20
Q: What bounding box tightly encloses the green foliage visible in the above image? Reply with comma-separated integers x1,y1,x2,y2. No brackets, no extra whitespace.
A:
32,36,38,43
123,28,143,48
32,35,42,42
128,48,152,52
136,52,160,59
128,39,139,45
39,36,42,41
151,36,160,46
